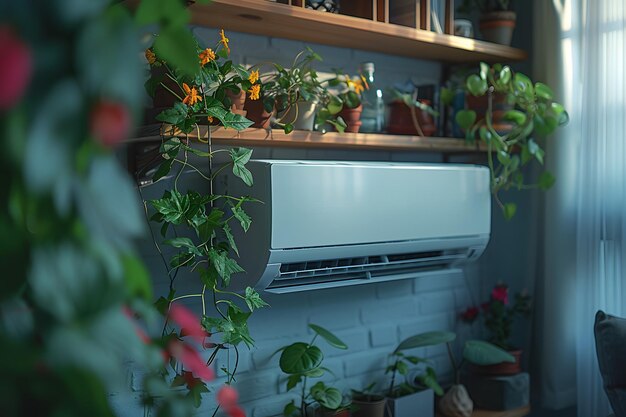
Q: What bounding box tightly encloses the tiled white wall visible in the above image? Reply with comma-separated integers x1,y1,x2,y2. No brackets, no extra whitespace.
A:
114,24,537,416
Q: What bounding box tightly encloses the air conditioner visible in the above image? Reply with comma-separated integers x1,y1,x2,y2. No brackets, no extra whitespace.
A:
215,160,491,294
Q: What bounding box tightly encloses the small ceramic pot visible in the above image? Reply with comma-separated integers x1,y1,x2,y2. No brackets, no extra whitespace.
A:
280,101,318,131
479,11,516,46
338,104,363,133
351,396,386,417
465,93,514,135
244,98,274,129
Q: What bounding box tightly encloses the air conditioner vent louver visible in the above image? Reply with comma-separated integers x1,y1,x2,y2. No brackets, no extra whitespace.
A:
268,249,469,290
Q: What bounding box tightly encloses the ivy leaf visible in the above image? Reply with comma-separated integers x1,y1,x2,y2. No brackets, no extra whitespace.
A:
503,203,517,220
152,159,173,182
223,223,239,256
208,248,244,287
229,148,254,186
198,208,224,242
284,400,298,416
151,190,190,225
198,266,218,289
163,237,203,256
170,252,194,268
226,305,253,347
538,171,556,190
244,287,269,312
396,360,409,375
466,74,488,96
205,99,253,130
156,102,188,125
231,205,252,232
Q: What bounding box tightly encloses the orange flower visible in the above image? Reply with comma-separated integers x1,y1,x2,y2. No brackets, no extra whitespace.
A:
248,69,259,84
207,116,214,123
145,48,156,65
360,74,369,89
219,29,230,55
248,84,260,100
199,48,216,66
182,83,202,106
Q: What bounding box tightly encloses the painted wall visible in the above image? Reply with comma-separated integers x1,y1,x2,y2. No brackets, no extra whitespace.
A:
113,7,538,414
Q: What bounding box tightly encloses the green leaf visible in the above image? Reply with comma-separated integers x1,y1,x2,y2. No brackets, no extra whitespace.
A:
244,287,269,312
156,102,188,125
309,324,348,350
279,343,323,374
229,148,254,186
208,249,244,287
535,82,554,100
223,223,239,256
310,382,342,410
466,74,488,96
286,375,301,392
503,203,517,220
514,73,534,98
503,110,527,125
394,331,456,353
421,367,443,396
304,367,325,377
440,87,454,106
396,361,409,375
327,95,344,114
198,266,218,288
538,171,556,190
121,254,153,301
479,62,490,80
163,237,203,256
455,110,477,130
463,340,515,365
344,91,361,109
154,26,200,77
498,66,512,85
170,252,194,268
231,205,252,232
284,400,298,416
284,123,294,134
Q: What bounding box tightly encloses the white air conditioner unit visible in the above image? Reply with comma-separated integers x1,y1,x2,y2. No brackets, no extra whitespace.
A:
215,160,491,294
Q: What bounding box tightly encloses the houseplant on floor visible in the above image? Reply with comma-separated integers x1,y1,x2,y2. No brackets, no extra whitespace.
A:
460,283,532,375
458,0,517,45
279,324,349,417
385,331,454,417
454,62,568,219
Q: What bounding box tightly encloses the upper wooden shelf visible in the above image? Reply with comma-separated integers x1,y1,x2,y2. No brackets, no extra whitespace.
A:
129,125,486,153
184,0,526,63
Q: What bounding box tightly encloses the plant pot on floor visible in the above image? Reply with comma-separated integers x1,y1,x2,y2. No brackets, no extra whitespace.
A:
387,100,436,136
338,104,363,133
479,11,516,46
352,395,386,417
465,93,514,136
244,98,274,129
386,389,434,417
280,100,318,131
438,385,473,417
471,349,522,376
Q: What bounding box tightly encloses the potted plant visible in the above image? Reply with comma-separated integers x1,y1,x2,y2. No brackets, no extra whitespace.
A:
279,324,349,417
260,47,328,133
317,70,369,133
438,336,515,417
460,283,532,375
457,0,516,45
454,62,568,219
385,332,454,417
351,383,386,417
386,87,438,137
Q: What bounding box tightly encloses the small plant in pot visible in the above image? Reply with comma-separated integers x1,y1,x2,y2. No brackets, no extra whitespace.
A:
438,335,515,417
457,0,517,45
260,47,329,133
317,71,369,133
454,62,568,219
351,383,387,417
385,331,455,417
387,87,438,137
460,283,532,375
278,324,349,417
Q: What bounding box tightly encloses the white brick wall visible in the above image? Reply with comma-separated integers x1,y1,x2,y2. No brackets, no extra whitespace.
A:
121,27,490,417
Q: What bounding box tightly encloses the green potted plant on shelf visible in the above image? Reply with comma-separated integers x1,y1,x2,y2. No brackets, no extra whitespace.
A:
260,47,330,133
278,324,349,417
457,0,517,45
316,70,369,133
385,331,454,417
454,62,568,219
387,87,439,137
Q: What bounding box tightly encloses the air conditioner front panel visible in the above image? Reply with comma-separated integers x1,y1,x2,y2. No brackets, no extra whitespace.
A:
268,161,490,249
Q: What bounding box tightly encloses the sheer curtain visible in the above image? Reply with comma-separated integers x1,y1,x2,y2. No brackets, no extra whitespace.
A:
535,0,626,416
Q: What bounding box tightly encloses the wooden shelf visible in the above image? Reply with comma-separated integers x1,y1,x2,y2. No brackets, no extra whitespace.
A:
129,125,486,153
438,405,531,417
182,0,526,63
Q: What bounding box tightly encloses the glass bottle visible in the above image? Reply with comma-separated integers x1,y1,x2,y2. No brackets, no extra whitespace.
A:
359,62,384,133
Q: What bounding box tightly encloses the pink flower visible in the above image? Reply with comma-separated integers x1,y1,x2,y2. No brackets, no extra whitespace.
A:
169,304,209,344
217,385,239,409
90,101,131,148
168,340,214,381
226,405,246,417
491,285,509,305
0,26,32,110
460,306,479,322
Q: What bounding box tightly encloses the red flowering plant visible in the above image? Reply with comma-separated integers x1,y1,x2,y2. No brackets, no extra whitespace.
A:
460,283,531,350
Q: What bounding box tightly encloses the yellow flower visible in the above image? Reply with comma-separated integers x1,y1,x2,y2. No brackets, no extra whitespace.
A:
145,48,156,65
182,83,202,106
360,74,369,89
248,69,259,84
219,29,230,55
354,80,365,95
207,116,214,123
199,48,216,66
248,84,260,100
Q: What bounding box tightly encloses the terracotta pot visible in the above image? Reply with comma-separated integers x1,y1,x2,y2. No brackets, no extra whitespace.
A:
479,11,516,46
387,100,436,136
351,396,386,417
473,349,522,376
321,408,351,417
226,89,246,111
338,104,363,133
465,93,514,136
144,66,183,124
244,98,274,129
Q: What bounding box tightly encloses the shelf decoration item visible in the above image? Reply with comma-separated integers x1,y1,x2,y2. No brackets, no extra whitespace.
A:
458,0,516,45
306,0,340,13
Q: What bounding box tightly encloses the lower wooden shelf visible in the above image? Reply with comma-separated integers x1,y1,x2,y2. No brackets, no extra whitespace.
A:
129,125,486,153
438,405,531,417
